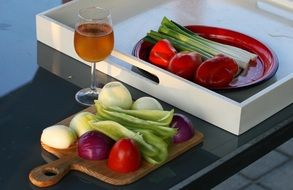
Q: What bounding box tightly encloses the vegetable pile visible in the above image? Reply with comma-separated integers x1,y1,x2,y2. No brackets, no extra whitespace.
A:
40,81,196,173
145,17,258,88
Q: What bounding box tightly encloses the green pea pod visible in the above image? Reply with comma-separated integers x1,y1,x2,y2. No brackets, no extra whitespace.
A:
98,102,174,125
95,102,176,138
95,101,173,126
133,129,169,164
90,120,157,158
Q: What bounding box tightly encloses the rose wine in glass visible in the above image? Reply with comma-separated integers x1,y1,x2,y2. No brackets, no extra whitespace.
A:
74,7,114,106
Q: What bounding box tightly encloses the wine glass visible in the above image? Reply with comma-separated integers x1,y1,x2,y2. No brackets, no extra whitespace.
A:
74,6,114,106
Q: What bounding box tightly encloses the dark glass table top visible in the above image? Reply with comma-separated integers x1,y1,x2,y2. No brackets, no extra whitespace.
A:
0,1,292,190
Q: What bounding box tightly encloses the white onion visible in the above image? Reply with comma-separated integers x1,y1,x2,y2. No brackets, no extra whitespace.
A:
41,125,77,149
69,112,95,137
98,81,133,109
131,96,163,110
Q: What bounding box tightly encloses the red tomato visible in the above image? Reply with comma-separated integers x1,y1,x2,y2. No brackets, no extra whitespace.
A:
214,54,239,75
107,138,141,173
168,52,202,80
149,39,177,69
194,55,239,88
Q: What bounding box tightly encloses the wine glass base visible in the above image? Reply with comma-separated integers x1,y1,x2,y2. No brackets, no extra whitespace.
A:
75,88,101,106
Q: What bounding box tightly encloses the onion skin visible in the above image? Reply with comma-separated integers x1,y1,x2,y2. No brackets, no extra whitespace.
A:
77,131,114,160
170,114,194,143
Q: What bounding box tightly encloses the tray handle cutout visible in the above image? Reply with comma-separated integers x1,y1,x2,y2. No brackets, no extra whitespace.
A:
111,50,186,87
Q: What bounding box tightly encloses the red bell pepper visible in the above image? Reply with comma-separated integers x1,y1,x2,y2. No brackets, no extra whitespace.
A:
149,39,177,69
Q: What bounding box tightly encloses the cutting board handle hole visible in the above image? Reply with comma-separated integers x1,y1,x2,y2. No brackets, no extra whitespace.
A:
43,168,58,176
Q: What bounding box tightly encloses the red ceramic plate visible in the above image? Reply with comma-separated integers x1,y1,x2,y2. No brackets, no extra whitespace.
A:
132,25,278,90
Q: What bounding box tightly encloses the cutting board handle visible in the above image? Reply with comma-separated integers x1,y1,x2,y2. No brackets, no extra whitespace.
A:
29,156,77,187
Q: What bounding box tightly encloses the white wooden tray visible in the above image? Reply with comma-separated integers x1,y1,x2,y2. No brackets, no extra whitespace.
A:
36,0,293,135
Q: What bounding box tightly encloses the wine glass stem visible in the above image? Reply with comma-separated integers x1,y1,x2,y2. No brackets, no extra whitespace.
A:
90,62,97,91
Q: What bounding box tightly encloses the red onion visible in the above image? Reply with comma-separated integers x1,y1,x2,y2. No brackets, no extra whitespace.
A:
171,113,194,143
77,131,114,160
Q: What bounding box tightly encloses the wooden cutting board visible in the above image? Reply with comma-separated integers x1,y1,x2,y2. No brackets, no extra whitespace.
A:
29,106,204,187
